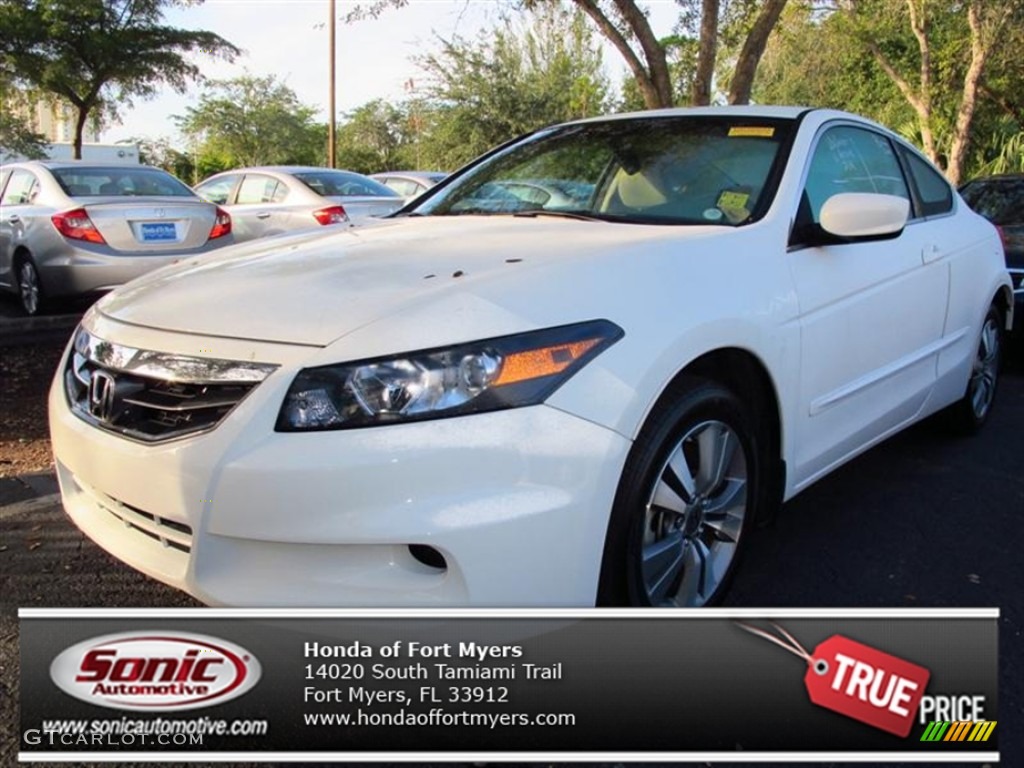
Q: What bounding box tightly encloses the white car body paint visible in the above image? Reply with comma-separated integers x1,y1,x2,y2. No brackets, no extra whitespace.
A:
49,107,1013,606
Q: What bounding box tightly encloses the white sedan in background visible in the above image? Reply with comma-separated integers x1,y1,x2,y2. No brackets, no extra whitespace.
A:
50,107,1011,608
194,166,404,242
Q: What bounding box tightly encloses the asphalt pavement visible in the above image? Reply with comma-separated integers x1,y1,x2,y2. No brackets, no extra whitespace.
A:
0,294,83,347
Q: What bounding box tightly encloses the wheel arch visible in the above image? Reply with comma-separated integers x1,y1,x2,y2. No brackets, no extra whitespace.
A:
12,245,38,280
993,283,1013,332
644,347,786,524
12,244,33,265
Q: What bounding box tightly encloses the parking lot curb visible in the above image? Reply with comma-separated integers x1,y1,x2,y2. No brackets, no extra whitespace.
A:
0,493,61,520
0,472,60,506
0,313,80,333
0,313,79,347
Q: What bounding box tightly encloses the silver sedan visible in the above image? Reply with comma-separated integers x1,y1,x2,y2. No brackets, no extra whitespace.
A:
370,171,447,202
0,161,234,315
194,167,405,243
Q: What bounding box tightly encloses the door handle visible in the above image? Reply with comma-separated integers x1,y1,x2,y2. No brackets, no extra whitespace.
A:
256,212,271,220
922,243,942,264
7,215,20,224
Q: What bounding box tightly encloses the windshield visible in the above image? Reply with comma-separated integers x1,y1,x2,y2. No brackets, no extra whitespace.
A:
412,116,796,225
293,171,398,198
52,167,195,198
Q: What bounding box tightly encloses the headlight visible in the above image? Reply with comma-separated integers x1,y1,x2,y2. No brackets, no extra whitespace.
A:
276,319,623,431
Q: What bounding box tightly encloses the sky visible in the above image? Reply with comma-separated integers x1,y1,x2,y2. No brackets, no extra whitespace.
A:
100,0,682,144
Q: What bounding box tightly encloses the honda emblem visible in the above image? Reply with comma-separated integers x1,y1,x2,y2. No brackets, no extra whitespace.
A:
88,370,117,423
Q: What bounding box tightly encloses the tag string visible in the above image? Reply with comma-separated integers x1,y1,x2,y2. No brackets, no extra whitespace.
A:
735,621,813,664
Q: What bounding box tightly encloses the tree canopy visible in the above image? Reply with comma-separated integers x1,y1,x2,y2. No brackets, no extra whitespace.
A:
334,99,414,174
176,74,324,172
0,0,238,158
755,0,1024,183
410,4,611,169
0,78,48,161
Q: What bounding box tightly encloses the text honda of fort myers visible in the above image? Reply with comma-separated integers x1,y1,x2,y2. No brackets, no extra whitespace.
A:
50,107,1012,607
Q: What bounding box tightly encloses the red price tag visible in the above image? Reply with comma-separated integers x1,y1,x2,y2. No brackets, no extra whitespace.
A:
805,634,930,738
739,623,930,738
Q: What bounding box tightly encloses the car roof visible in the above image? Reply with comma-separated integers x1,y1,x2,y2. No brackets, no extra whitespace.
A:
557,106,906,146
567,105,813,125
213,166,367,175
371,171,446,180
2,160,164,171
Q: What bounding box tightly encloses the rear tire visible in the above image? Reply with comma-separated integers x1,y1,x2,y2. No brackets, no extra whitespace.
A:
598,378,761,607
944,304,1003,435
15,256,45,316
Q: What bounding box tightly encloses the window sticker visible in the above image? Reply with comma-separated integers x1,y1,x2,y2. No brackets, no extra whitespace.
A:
728,126,776,138
717,190,750,210
717,189,752,223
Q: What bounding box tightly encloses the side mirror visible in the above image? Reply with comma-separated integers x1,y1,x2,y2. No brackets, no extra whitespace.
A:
819,192,909,241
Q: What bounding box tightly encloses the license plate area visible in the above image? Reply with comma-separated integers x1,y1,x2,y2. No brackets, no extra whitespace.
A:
138,222,179,242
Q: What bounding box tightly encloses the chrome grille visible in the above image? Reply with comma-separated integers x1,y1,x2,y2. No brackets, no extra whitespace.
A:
65,327,277,443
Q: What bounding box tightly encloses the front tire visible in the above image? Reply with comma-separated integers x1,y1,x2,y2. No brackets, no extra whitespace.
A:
16,257,44,316
599,378,761,607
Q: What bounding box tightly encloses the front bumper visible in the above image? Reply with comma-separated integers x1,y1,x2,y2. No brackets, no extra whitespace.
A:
49,331,631,606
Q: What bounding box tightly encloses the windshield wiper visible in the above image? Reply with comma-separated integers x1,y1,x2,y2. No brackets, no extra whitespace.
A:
511,209,606,222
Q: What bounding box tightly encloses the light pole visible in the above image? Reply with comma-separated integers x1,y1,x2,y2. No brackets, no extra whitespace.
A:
328,0,337,168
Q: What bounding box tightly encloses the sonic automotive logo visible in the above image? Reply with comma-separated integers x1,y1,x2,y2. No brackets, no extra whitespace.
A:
50,631,261,712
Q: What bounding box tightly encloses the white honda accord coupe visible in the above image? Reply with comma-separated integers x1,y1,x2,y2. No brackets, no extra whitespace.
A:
49,107,1012,607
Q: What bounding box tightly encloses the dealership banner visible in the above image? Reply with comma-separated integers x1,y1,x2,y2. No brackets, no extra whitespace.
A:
19,608,998,762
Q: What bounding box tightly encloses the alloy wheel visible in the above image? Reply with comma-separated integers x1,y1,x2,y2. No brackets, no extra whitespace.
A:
640,419,748,606
968,314,1000,420
18,261,40,316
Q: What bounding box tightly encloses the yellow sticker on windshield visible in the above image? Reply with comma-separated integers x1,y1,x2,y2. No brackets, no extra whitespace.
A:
728,126,775,138
717,190,750,210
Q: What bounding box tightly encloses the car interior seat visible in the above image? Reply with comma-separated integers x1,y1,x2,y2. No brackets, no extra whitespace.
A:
601,167,668,215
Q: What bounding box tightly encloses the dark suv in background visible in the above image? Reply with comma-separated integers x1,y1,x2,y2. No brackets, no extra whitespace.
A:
960,174,1023,334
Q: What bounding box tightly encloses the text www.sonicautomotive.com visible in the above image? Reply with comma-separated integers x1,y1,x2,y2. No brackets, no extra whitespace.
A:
24,716,268,746
305,709,576,728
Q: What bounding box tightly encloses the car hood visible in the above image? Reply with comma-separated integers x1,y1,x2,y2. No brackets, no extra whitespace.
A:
98,216,721,347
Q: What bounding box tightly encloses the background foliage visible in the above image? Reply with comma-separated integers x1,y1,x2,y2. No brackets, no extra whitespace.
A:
3,0,1020,182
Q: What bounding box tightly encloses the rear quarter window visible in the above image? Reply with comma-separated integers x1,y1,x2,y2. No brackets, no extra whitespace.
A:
903,151,953,217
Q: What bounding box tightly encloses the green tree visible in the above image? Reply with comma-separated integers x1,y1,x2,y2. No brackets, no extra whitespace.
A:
843,0,1023,184
176,75,324,171
0,112,47,161
754,2,911,124
335,99,414,173
755,0,1024,183
0,80,47,161
413,4,610,168
129,135,195,183
0,0,238,159
559,0,788,107
348,0,789,108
